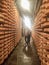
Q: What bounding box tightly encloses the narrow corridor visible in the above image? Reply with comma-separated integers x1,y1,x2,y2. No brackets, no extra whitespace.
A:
2,38,41,65
0,0,49,65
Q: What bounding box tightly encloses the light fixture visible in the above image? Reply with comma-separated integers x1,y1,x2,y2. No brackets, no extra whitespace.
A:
23,16,32,30
21,0,30,11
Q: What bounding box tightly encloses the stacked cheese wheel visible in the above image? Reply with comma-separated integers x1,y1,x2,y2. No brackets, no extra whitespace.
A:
0,0,21,64
33,0,49,65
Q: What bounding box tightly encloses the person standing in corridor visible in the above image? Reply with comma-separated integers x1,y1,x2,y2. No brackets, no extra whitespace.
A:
25,30,31,46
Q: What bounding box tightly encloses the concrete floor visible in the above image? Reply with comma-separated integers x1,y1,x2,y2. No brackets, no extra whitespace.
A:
2,37,41,65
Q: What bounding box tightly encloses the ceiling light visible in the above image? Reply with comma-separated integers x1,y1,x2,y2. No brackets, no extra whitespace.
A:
23,16,32,30
21,0,30,11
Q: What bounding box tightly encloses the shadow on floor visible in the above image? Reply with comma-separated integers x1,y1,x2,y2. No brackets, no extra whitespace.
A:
23,44,33,57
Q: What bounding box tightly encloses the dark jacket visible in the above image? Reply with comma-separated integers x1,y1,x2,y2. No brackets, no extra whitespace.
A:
25,32,31,43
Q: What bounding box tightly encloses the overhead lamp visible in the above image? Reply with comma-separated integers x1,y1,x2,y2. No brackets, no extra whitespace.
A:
21,0,30,11
23,16,32,30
